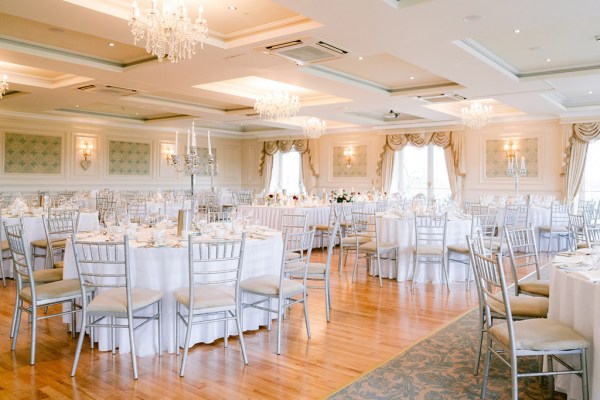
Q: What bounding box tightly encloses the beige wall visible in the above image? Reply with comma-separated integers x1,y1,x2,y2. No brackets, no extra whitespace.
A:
0,116,244,193
1,115,566,201
462,120,564,201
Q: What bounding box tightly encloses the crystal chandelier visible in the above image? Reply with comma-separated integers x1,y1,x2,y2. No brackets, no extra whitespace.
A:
303,117,326,139
0,74,8,99
254,90,301,120
129,0,209,63
461,101,492,129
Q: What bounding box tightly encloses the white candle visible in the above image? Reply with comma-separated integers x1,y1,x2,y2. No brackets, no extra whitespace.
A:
507,157,510,169
521,156,526,170
207,131,212,155
192,132,196,147
187,130,190,150
175,130,178,151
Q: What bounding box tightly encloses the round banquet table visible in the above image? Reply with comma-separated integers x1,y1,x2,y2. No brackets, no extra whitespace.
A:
376,215,473,282
62,228,283,356
1,210,99,274
549,258,600,400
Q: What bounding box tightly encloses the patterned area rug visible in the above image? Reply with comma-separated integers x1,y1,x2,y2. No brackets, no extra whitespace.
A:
327,268,567,399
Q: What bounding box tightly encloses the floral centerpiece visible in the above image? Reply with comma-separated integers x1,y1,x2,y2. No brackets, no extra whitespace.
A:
330,189,353,203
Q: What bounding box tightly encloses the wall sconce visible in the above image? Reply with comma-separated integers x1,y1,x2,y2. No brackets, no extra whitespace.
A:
503,142,518,159
80,142,93,170
164,146,175,163
343,147,354,169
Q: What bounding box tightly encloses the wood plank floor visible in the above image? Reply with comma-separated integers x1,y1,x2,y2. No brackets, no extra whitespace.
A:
0,250,544,399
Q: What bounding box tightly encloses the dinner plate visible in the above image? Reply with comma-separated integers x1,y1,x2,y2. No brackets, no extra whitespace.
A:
556,263,595,272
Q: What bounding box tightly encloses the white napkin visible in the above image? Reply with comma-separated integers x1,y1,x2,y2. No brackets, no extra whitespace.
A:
554,255,588,265
571,269,600,282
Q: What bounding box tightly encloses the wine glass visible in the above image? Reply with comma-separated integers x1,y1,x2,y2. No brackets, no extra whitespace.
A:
104,210,116,229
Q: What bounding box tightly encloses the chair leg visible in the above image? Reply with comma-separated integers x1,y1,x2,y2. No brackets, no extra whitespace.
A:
179,306,194,376
474,308,485,376
30,305,37,365
481,336,492,399
11,300,22,351
411,255,418,292
224,312,229,348
175,303,180,356
510,352,519,399
325,277,331,322
10,291,19,338
276,300,283,355
127,313,138,380
157,301,162,356
111,317,116,355
352,249,359,282
71,309,87,377
441,257,451,292
0,256,6,288
236,304,248,365
582,349,589,400
376,252,383,288
303,294,311,339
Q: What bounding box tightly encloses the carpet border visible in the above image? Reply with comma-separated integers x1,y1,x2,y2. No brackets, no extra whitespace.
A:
321,305,478,399
322,266,544,399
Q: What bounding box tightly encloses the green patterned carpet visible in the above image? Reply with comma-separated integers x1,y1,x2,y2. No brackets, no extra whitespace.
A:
327,307,564,399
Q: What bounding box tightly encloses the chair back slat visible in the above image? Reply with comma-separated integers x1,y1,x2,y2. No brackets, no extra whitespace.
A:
3,222,33,288
188,235,246,289
71,236,129,291
414,213,447,247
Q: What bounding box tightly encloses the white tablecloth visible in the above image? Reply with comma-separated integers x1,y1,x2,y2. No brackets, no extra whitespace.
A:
62,229,283,356
1,211,99,273
549,264,599,399
377,216,472,282
238,203,378,231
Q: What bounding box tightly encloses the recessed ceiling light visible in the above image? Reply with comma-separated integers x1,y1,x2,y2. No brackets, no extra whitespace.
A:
135,112,139,116
358,56,364,61
108,42,115,47
589,91,593,94
409,76,415,80
463,15,482,23
514,28,521,34
227,5,237,10
546,58,552,62
75,104,79,108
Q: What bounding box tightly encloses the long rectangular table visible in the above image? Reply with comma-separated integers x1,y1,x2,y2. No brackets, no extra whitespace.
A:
62,227,283,356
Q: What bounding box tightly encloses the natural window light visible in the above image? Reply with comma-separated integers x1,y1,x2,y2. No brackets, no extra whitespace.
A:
269,150,301,194
389,145,451,199
580,140,600,201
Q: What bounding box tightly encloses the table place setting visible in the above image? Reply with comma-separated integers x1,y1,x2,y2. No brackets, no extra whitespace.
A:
553,248,600,280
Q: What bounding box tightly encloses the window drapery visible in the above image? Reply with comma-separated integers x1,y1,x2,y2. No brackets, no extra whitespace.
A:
378,131,465,203
564,122,600,202
259,139,319,193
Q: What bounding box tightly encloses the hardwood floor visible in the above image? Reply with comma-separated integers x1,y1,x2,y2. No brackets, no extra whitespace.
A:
0,250,543,399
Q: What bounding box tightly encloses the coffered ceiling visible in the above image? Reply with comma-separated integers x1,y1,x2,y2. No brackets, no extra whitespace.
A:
0,0,599,137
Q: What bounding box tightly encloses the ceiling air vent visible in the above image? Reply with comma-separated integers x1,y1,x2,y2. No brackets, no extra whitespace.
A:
77,84,138,96
261,37,348,65
416,93,466,104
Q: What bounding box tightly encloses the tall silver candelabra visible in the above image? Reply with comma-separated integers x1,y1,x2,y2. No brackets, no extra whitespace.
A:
168,146,218,194
506,155,527,197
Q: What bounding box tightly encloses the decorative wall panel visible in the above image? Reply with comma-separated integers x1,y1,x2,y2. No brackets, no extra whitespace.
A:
332,145,367,177
108,140,151,176
484,138,539,179
3,133,62,174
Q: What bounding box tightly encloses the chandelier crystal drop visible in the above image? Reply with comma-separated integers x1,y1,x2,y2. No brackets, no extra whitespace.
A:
0,74,8,99
254,90,301,120
461,101,492,129
303,117,326,139
129,0,209,63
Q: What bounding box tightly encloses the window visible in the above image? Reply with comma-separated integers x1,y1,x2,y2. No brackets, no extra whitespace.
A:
389,144,451,199
269,150,302,194
581,140,600,201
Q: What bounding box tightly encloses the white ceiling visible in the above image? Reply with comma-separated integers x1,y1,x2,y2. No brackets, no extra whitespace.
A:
1,0,600,137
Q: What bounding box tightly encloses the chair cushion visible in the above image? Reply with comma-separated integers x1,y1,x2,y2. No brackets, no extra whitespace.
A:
241,275,304,297
447,244,469,254
1,240,8,251
413,245,444,255
538,225,569,233
314,224,331,231
53,260,64,268
490,295,549,318
50,239,67,249
489,318,589,351
30,239,48,248
287,262,326,276
519,279,550,297
340,236,370,245
360,241,398,252
87,287,164,315
19,279,83,302
173,285,235,310
285,251,302,261
23,268,63,284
